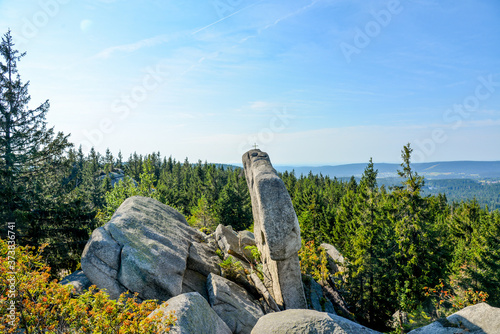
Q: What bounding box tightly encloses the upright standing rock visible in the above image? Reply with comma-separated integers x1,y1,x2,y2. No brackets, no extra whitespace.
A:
242,149,307,309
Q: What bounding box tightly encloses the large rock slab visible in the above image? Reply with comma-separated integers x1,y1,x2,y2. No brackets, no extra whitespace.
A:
409,303,500,334
303,275,336,314
407,321,466,334
242,149,306,309
81,196,220,301
149,292,231,334
60,270,92,295
251,309,382,334
321,278,352,319
207,273,264,334
448,303,500,334
321,243,346,275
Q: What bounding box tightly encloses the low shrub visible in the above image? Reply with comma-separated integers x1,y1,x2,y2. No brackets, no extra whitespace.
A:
0,239,175,333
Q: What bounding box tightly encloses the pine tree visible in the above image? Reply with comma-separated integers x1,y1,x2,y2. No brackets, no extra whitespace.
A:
81,148,104,209
116,150,123,170
0,31,100,274
0,30,71,233
104,148,114,173
294,178,323,243
215,169,252,231
341,159,396,330
188,195,217,233
391,144,443,323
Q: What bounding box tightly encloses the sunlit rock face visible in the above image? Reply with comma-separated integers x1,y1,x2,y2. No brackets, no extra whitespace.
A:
81,196,221,302
242,149,306,310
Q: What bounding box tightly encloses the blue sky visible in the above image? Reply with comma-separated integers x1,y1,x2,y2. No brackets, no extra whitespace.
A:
1,0,499,165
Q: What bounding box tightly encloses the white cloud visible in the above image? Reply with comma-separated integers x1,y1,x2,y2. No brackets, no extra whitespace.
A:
95,33,183,59
248,101,279,110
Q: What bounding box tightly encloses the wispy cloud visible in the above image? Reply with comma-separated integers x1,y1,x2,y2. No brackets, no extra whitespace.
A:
248,100,280,110
192,0,265,35
95,33,181,59
259,0,321,32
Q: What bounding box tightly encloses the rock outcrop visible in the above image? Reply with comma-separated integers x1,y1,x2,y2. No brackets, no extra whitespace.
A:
409,303,500,334
251,309,381,334
448,303,500,334
242,149,307,310
60,270,92,295
207,273,265,334
302,275,336,314
149,292,231,334
215,224,256,261
81,196,221,301
321,243,346,275
249,272,280,313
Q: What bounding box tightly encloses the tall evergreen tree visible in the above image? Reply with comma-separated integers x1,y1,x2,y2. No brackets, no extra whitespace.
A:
0,31,98,274
342,159,395,330
390,144,443,323
0,29,71,232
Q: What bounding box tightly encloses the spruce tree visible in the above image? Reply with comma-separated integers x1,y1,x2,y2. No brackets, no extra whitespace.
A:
0,31,97,274
0,30,71,227
391,144,443,324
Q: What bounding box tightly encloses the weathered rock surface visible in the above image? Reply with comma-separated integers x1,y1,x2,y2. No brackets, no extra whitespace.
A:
448,303,500,334
321,243,346,275
251,309,382,334
98,169,136,187
238,230,256,247
242,149,306,309
321,278,351,318
207,273,264,334
149,292,231,334
303,275,336,314
409,303,500,334
215,224,256,261
406,321,461,334
81,196,220,301
60,270,92,295
249,272,280,312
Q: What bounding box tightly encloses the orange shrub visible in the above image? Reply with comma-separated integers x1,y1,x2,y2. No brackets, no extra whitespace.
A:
423,280,488,318
0,239,175,333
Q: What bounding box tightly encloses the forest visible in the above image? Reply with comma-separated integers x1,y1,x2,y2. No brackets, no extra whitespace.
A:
1,30,499,332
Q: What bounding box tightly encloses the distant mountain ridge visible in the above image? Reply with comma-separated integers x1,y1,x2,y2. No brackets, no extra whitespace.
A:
274,161,500,180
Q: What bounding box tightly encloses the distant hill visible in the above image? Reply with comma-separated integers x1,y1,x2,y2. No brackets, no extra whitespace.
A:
274,161,500,180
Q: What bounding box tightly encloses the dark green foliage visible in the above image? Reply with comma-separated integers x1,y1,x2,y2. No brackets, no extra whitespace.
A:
284,148,499,331
0,30,71,222
215,169,252,231
0,31,93,274
340,159,396,328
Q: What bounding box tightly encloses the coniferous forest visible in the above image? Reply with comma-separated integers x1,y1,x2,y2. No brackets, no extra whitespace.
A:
1,30,500,332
